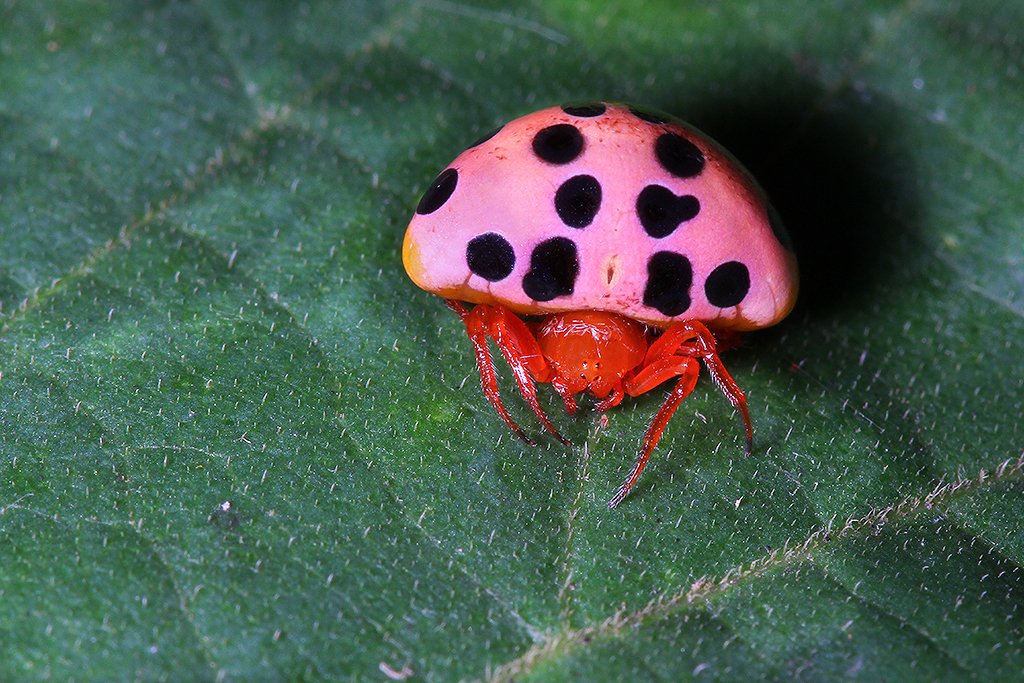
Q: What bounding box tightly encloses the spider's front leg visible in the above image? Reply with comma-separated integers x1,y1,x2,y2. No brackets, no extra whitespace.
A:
607,354,700,508
446,300,571,446
645,320,753,454
607,320,752,508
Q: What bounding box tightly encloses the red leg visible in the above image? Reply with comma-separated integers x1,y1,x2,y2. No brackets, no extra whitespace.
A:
594,388,624,412
702,346,753,455
608,357,700,508
446,300,571,446
643,321,752,455
623,355,699,397
447,301,535,445
551,375,580,415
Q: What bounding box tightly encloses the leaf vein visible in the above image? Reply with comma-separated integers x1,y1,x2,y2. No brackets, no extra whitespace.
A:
483,452,1024,682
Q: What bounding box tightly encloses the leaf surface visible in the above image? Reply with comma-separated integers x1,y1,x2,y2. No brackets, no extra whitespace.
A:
1,1,1022,680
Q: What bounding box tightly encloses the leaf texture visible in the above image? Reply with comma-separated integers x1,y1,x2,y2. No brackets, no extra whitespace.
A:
1,1,1021,680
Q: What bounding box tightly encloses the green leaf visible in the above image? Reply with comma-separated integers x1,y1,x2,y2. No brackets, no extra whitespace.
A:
1,1,1022,680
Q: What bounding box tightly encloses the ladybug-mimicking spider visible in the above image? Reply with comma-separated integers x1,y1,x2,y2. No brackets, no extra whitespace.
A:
403,102,798,507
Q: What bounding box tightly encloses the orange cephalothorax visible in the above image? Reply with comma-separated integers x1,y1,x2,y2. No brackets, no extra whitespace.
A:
535,311,648,398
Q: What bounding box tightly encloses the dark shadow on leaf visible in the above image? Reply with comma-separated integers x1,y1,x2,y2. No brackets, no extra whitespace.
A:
643,67,935,499
662,75,919,323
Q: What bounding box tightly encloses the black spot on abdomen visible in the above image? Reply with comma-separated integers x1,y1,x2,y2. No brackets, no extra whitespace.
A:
416,168,458,215
705,261,750,308
532,124,584,164
655,133,705,178
523,237,579,301
636,185,700,238
466,233,515,282
467,125,503,150
644,251,692,316
628,106,667,124
562,102,606,117
555,174,602,228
